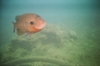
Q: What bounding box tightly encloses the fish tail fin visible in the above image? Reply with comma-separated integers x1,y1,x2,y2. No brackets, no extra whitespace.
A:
12,22,15,33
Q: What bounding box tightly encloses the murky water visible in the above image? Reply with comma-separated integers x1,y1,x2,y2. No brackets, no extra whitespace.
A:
0,0,100,66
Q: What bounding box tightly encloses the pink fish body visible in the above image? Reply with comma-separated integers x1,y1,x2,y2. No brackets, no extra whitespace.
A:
13,13,46,36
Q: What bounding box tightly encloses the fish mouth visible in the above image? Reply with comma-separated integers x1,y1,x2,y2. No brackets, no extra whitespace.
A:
35,22,46,29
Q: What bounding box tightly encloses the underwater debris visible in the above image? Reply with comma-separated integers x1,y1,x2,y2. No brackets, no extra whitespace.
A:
68,30,77,42
1,23,80,66
0,56,72,66
10,23,64,49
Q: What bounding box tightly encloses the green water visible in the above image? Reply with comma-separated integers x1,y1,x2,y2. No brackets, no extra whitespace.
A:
0,0,100,66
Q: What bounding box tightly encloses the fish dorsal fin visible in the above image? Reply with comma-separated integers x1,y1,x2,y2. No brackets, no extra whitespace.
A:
17,29,25,36
15,15,21,21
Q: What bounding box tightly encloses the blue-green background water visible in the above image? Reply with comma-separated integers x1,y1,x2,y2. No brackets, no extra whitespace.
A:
0,0,99,46
0,0,100,66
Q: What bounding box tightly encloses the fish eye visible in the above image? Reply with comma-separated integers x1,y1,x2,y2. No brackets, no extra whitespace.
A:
30,21,34,25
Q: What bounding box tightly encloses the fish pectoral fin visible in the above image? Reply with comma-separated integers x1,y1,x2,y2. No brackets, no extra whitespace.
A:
17,29,25,36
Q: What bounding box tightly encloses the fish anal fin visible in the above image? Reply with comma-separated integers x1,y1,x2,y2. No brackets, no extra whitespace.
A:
17,29,25,36
26,32,33,36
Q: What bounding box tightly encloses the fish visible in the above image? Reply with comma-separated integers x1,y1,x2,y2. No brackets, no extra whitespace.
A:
12,13,46,36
